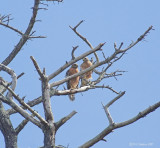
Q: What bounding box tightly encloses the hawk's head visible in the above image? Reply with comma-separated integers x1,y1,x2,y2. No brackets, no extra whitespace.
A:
83,57,89,62
71,63,78,68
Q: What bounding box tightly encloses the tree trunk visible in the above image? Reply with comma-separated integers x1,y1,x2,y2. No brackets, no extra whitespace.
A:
43,123,55,148
0,101,18,148
41,74,55,148
4,132,17,148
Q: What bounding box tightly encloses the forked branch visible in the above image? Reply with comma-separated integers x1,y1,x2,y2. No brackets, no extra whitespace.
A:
1,0,40,67
50,26,153,88
48,43,104,81
70,20,99,62
79,99,160,148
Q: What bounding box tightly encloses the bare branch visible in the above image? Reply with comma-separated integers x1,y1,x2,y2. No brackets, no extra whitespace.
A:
30,56,44,79
69,20,93,49
1,82,48,126
7,95,43,115
48,43,104,81
0,22,23,35
29,35,46,38
1,72,24,94
7,84,118,116
0,93,41,128
114,42,123,51
71,46,79,60
0,64,17,98
30,56,54,123
55,111,77,131
15,119,28,135
17,72,25,79
94,85,119,94
79,100,160,148
15,118,29,135
101,92,125,126
119,26,153,53
102,103,114,125
70,20,99,62
15,113,35,134
50,26,152,87
1,0,40,66
115,101,160,128
106,91,125,108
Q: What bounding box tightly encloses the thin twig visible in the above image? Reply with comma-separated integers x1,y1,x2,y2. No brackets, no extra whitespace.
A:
71,46,79,60
30,56,44,79
0,22,23,35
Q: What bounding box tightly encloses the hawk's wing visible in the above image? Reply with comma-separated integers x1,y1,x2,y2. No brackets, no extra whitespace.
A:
66,67,79,101
66,69,71,89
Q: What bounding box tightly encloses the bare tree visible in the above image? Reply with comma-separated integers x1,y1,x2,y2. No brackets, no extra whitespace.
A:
0,0,159,148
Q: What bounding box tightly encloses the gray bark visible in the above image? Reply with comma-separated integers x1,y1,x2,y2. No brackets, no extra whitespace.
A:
0,101,17,148
42,77,55,148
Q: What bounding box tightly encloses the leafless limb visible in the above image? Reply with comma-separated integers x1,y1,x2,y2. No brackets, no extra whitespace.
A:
30,56,44,79
69,20,93,49
30,56,56,147
7,95,43,115
50,26,152,88
30,56,54,122
105,91,125,108
120,26,153,52
102,103,114,125
0,93,41,128
29,35,46,38
71,46,79,60
102,92,125,125
0,64,17,98
69,20,99,62
0,72,25,94
15,119,29,135
7,84,118,116
15,113,34,135
114,42,123,51
48,43,104,81
17,72,25,79
79,96,160,148
6,25,153,119
1,0,40,67
55,111,77,131
1,82,48,126
94,85,119,94
0,22,23,35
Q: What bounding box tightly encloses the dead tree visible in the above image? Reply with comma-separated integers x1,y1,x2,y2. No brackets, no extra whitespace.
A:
0,0,160,148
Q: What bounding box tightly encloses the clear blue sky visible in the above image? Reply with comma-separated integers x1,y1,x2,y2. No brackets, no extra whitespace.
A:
0,0,160,148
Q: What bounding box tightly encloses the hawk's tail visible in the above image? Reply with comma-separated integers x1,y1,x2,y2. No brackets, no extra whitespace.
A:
69,94,75,101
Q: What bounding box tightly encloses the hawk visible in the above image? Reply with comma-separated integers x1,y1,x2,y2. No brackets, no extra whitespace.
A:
80,57,93,86
66,63,80,101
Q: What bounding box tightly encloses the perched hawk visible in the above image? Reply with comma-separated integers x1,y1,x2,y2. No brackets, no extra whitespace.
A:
66,63,80,101
80,57,93,86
